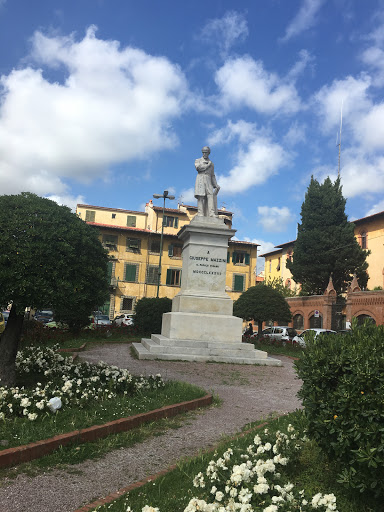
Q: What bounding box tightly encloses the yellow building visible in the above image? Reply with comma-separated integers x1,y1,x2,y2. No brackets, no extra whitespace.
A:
76,202,259,319
261,210,384,292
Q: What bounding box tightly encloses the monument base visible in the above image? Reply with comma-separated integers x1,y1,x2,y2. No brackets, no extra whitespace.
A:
132,335,282,366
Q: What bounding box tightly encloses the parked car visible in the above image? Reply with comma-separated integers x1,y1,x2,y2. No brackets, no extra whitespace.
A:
114,313,134,326
34,310,54,324
293,328,337,347
0,312,5,334
91,314,112,328
2,311,9,326
261,326,297,343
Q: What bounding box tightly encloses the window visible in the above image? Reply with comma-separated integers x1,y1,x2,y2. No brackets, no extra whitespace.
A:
146,265,159,285
149,239,160,254
121,297,134,311
233,274,245,292
360,231,367,249
102,234,118,250
127,215,136,227
287,251,293,261
227,252,230,263
168,244,182,258
124,263,138,282
85,210,95,222
232,252,250,265
166,268,181,286
112,213,116,219
269,260,272,273
163,215,179,228
293,314,304,330
126,237,141,253
276,257,281,271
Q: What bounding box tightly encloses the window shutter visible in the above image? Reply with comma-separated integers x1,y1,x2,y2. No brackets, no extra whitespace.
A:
232,252,237,263
125,264,137,282
234,275,244,292
245,253,250,265
127,215,136,227
175,217,179,228
163,215,167,227
168,244,173,257
85,210,95,222
107,261,113,279
227,252,230,263
166,269,172,285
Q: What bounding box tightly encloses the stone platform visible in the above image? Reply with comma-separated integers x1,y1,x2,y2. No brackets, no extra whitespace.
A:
133,335,282,365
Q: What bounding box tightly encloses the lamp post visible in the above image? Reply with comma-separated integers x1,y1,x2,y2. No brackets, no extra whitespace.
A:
153,190,175,298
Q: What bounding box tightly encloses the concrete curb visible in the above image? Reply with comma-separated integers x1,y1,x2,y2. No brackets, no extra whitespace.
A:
0,394,212,469
73,420,271,512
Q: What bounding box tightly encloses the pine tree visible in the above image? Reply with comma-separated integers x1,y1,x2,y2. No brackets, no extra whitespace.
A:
286,176,369,295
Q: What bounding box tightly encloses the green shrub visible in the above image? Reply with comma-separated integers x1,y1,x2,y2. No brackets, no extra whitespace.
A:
133,297,172,334
295,323,384,497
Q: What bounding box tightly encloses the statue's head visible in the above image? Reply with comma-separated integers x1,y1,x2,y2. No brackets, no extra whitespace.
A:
202,146,210,156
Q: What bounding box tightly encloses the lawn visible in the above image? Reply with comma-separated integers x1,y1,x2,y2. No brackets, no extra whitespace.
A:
90,410,378,512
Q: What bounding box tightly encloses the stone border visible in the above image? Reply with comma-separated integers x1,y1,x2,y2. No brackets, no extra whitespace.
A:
58,343,87,353
73,420,270,512
0,394,212,469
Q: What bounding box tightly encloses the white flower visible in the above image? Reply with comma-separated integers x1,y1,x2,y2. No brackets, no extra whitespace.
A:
263,505,278,512
20,398,31,408
215,491,224,502
28,413,38,421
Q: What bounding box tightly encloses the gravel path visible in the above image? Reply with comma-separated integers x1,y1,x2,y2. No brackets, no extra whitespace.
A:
0,344,302,512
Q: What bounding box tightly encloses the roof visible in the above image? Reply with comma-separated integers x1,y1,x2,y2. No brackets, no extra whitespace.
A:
86,222,179,238
259,248,283,258
229,240,259,247
77,204,145,215
352,210,384,225
152,206,188,215
275,240,296,249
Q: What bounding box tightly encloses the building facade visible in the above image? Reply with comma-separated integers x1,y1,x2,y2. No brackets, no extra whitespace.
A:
76,202,259,319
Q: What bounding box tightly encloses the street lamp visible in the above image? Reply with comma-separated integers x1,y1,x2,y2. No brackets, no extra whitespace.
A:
153,190,175,297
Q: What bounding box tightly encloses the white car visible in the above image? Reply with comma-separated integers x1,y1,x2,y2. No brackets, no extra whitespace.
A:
114,313,134,326
261,326,297,343
293,328,337,347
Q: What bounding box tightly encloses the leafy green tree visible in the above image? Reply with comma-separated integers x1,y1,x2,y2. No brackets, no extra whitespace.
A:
0,193,109,386
286,176,369,295
264,277,297,297
233,286,292,336
134,297,172,334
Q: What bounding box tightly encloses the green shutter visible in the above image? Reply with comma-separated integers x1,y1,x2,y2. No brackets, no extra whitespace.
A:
125,264,137,282
85,210,95,222
168,244,173,257
107,261,113,279
127,215,136,227
232,252,237,263
166,269,172,285
234,275,244,292
245,253,250,265
163,215,167,227
227,252,230,263
175,217,179,228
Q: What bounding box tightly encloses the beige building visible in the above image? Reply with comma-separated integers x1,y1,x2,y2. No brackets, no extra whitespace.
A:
76,202,259,319
261,210,384,292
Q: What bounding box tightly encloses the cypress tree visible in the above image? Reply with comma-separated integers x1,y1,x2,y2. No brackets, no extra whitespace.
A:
286,176,369,295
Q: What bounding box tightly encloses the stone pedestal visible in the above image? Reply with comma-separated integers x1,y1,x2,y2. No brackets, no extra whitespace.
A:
133,216,281,366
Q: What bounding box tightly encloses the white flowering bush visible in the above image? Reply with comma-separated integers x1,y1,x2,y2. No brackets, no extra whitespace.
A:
0,345,164,421
114,424,338,512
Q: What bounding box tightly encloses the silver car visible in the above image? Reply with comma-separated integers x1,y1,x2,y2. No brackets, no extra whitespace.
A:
293,328,337,347
261,326,297,343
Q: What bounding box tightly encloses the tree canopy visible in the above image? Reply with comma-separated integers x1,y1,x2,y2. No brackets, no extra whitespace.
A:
233,285,292,335
286,176,369,295
0,192,109,385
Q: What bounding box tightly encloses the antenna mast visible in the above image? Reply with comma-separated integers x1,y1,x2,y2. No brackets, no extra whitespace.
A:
337,101,343,177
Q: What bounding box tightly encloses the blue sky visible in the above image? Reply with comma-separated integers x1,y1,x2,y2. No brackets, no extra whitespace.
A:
1,1,384,259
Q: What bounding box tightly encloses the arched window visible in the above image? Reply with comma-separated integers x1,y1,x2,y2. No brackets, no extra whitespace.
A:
309,313,322,328
293,314,304,330
356,314,375,326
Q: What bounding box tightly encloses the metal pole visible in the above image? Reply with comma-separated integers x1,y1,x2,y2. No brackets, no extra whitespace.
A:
156,196,166,298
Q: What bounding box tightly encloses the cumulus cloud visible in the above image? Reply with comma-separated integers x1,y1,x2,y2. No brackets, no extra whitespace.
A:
197,11,248,58
365,199,384,216
46,193,86,212
283,121,306,146
257,206,294,232
281,0,326,42
243,238,276,271
179,187,196,205
215,56,301,114
210,125,289,194
0,26,187,196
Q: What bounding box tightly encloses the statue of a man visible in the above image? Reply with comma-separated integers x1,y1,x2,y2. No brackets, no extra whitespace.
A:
194,146,220,217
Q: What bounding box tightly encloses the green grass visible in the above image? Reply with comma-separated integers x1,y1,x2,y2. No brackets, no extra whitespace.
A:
0,381,207,450
250,339,304,358
90,411,378,512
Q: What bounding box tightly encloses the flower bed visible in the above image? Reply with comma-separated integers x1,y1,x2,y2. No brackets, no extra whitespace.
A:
0,345,164,422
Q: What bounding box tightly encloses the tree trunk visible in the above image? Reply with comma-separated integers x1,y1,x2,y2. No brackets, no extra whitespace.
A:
257,320,263,339
0,304,24,387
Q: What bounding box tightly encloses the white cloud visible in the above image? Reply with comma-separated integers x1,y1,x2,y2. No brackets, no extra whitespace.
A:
257,206,294,232
208,120,257,146
355,103,384,150
198,11,248,58
281,0,326,42
46,193,86,212
341,152,384,198
365,199,384,216
283,121,306,146
360,45,384,86
215,56,301,114
179,187,196,205
0,26,187,196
